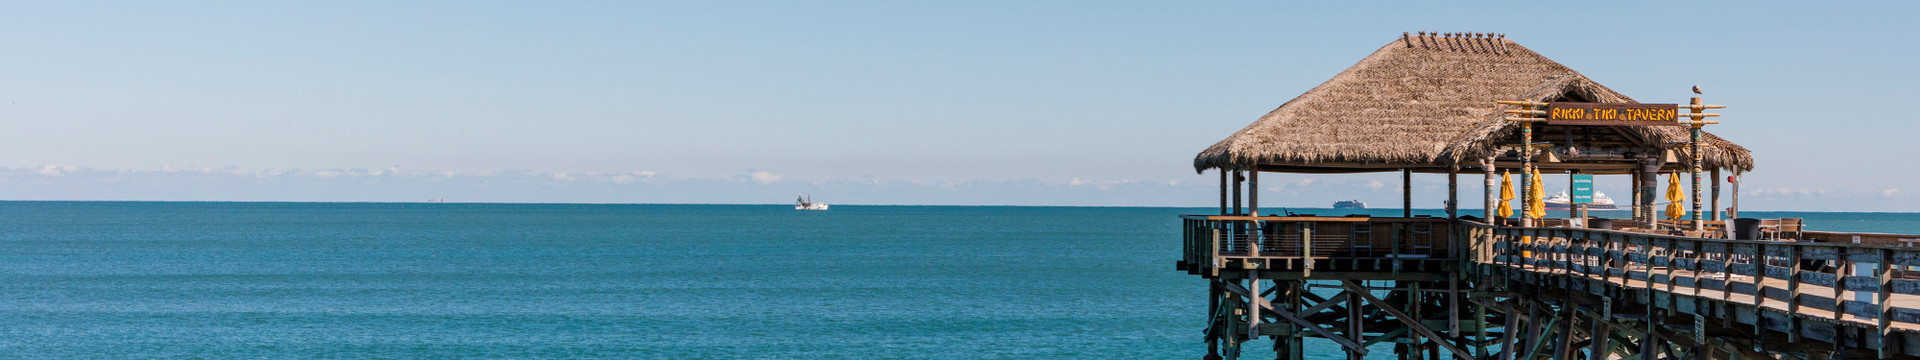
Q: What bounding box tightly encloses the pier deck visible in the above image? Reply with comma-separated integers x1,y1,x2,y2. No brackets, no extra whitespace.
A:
1181,216,1920,360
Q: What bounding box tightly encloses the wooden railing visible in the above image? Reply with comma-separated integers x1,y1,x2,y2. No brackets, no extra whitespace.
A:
1473,222,1920,352
1179,215,1458,275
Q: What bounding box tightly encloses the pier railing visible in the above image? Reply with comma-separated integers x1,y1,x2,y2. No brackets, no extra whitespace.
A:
1178,215,1458,276
1474,222,1920,353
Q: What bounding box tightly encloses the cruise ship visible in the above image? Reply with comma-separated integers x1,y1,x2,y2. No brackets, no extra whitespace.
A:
1332,200,1366,209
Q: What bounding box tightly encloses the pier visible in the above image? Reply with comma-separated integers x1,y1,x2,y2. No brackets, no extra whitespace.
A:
1181,216,1920,359
1176,33,1920,359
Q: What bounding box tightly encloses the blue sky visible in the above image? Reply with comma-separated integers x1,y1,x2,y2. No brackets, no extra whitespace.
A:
1,2,1916,210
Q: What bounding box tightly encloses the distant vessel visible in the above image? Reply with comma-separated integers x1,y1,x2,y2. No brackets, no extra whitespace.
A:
796,195,829,210
1545,191,1617,210
1332,200,1366,209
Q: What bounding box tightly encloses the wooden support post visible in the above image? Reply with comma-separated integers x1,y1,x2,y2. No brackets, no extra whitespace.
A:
1588,305,1612,360
1711,168,1721,221
1207,280,1223,360
1302,223,1314,277
1554,303,1575,360
1349,284,1366,360
1520,111,1533,226
1878,249,1894,359
1641,309,1661,360
1787,244,1803,342
1290,281,1305,360
1484,156,1497,221
1220,169,1229,215
1689,97,1704,231
1288,281,1304,360
1248,273,1261,340
1409,281,1424,360
1448,168,1459,219
1404,168,1414,218
1730,171,1741,218
1630,170,1641,221
1835,248,1850,356
1211,229,1221,278
1641,158,1659,224
1567,170,1578,221
1232,170,1242,215
1753,243,1768,338
1250,171,1260,216
1523,304,1556,360
1521,301,1545,360
1449,274,1461,335
1475,298,1489,360
1501,303,1521,360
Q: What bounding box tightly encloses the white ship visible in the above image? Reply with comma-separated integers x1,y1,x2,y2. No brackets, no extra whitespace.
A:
1545,191,1617,210
795,194,828,210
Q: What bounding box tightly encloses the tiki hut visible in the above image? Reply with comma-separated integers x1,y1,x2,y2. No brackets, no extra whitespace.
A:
1193,33,1753,175
1196,32,1754,222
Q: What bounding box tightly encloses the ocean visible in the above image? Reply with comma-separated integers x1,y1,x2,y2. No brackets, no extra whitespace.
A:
0,202,1913,359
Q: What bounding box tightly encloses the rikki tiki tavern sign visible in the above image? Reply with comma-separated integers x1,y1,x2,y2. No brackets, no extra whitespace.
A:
1545,102,1681,126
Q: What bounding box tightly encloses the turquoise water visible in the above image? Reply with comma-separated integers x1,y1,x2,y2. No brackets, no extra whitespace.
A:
0,202,1913,359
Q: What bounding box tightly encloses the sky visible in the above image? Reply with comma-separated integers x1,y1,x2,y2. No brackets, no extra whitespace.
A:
1,1,1916,210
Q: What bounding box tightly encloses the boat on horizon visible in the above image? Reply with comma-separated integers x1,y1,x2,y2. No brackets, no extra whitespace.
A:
1332,200,1366,209
795,194,828,210
1545,191,1617,210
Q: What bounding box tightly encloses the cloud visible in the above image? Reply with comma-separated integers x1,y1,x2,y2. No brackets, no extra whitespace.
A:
36,165,77,176
1365,180,1384,190
750,171,782,184
1886,189,1901,197
1070,177,1088,186
608,171,656,184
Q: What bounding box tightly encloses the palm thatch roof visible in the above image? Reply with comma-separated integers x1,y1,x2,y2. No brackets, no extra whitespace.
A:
1194,33,1754,174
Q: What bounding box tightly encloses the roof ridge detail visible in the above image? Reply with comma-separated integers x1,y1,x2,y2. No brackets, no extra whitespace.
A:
1404,31,1510,54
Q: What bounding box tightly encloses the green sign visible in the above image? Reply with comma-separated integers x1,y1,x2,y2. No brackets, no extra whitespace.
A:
1571,174,1594,204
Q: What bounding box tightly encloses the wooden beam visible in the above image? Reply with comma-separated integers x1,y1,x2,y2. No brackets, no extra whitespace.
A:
1253,288,1370,356
1342,280,1475,360
1301,292,1350,316
1501,303,1522,360
1522,301,1548,360
1589,312,1613,360
1554,303,1576,360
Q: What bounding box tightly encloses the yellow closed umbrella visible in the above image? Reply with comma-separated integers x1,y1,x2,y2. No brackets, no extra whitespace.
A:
1664,172,1685,220
1526,167,1547,219
1497,170,1514,218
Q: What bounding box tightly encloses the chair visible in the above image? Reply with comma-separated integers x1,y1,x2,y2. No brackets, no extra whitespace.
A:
1758,219,1781,240
1778,218,1804,240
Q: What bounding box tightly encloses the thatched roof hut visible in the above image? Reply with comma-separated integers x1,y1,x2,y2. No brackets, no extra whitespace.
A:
1193,33,1753,175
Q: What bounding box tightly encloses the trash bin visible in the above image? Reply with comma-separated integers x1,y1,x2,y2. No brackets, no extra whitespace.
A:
1732,218,1762,240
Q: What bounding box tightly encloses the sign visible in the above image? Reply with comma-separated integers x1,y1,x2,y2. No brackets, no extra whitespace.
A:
1546,102,1682,126
1570,174,1595,204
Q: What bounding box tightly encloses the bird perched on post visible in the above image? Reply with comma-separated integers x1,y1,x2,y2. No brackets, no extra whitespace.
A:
1692,85,1702,94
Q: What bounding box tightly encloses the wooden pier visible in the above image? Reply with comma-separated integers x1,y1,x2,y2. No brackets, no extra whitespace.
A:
1180,216,1920,359
1176,32,1909,359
